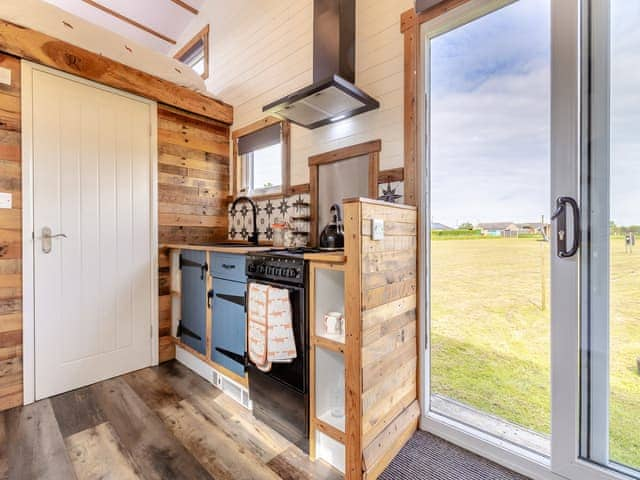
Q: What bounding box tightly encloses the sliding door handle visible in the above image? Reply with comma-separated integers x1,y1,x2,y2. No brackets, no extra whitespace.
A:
551,196,580,258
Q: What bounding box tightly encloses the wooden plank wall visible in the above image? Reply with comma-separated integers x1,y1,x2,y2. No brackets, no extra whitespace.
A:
356,199,419,479
0,53,22,411
157,105,230,362
0,67,232,408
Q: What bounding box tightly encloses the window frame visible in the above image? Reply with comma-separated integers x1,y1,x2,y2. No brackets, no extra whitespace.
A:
232,117,291,201
174,25,210,80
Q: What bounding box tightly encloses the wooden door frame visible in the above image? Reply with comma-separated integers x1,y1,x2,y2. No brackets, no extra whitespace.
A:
21,61,159,404
400,0,473,207
308,139,381,247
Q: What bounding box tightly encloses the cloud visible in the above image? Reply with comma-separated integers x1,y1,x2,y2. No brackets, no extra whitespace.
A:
428,0,640,228
429,0,550,227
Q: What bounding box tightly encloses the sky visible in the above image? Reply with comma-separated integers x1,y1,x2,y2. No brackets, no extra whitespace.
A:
428,0,640,228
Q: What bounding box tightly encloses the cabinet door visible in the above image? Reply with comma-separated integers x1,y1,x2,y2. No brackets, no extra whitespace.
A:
211,277,246,376
180,250,207,355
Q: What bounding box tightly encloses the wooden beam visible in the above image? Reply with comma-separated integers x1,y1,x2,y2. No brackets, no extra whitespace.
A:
81,0,176,45
401,0,474,33
402,14,418,207
231,115,282,139
0,20,233,124
344,200,363,480
378,167,404,184
170,0,199,15
308,139,382,166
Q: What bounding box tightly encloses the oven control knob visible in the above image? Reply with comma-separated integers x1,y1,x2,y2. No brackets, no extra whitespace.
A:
273,267,281,276
247,264,256,273
288,268,298,278
257,265,266,274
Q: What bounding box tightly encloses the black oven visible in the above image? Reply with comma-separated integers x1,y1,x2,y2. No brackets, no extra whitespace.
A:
245,252,309,452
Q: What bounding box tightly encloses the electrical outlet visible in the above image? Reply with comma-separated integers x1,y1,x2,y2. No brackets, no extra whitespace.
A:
0,67,11,86
0,192,12,209
371,218,384,240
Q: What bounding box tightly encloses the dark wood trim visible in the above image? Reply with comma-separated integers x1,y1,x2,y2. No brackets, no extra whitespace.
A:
309,165,319,247
369,152,380,199
231,116,282,139
0,20,232,123
308,140,382,247
402,11,419,207
174,25,210,80
308,139,382,166
170,0,199,14
282,121,291,197
287,183,310,195
231,116,290,199
232,138,238,197
401,1,472,206
81,0,176,44
378,167,404,183
400,0,473,33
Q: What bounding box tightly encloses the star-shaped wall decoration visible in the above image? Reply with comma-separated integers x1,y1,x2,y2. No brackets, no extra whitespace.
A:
378,182,402,203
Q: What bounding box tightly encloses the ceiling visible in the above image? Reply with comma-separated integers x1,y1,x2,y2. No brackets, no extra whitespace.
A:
42,0,204,55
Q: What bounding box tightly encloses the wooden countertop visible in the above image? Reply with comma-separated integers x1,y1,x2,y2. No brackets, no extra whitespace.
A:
304,251,346,263
160,243,273,254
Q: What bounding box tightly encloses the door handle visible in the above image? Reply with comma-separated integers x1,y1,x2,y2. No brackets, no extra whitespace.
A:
551,196,580,258
41,226,68,254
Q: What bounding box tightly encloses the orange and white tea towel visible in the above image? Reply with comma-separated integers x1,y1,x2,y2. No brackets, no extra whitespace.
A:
248,283,269,368
248,283,297,372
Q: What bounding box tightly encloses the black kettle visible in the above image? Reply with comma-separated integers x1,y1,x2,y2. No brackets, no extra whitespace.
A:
319,204,344,250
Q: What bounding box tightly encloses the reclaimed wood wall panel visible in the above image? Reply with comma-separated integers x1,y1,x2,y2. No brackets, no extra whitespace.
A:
157,106,230,245
344,198,418,479
0,53,22,411
157,106,230,362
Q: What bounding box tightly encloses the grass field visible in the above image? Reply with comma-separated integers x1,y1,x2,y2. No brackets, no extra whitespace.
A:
430,237,640,468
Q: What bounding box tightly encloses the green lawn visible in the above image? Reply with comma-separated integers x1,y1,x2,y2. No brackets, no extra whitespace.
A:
430,237,640,468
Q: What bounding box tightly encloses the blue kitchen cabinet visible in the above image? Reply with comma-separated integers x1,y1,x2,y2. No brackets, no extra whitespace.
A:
210,253,246,376
179,250,208,355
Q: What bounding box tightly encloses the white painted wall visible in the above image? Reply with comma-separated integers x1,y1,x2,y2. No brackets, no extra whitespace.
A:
173,0,412,186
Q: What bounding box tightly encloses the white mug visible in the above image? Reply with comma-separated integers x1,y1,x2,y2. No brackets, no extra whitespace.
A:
323,311,343,335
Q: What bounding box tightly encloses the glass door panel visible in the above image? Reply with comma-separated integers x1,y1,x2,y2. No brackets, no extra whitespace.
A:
581,1,640,475
426,0,552,455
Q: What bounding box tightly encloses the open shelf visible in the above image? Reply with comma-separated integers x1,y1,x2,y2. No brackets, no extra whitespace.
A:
316,430,345,474
314,267,345,344
315,346,345,433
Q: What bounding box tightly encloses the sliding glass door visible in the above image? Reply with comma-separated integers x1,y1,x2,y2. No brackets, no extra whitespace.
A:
420,0,640,478
425,0,552,456
579,0,640,476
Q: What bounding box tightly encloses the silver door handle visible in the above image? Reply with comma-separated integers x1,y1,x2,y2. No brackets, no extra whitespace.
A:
42,226,67,254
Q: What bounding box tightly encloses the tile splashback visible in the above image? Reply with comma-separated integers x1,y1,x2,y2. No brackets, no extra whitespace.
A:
228,193,311,244
228,181,404,243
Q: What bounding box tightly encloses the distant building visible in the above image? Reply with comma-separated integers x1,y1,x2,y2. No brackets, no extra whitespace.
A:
431,222,453,231
477,222,518,236
476,222,550,238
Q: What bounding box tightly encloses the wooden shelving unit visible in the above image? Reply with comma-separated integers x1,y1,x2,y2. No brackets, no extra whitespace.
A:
309,198,419,479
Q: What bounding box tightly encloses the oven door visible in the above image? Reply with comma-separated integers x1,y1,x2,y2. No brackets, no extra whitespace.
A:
246,279,307,393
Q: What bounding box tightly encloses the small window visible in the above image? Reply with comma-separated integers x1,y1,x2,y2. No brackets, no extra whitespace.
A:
175,25,209,79
235,120,289,197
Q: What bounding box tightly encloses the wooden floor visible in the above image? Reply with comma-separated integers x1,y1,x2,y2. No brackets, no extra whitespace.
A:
0,361,342,480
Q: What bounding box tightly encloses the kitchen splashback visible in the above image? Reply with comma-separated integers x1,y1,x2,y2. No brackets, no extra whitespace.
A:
228,181,404,243
228,193,312,243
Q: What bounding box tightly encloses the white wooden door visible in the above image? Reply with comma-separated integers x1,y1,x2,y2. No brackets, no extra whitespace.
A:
29,67,156,400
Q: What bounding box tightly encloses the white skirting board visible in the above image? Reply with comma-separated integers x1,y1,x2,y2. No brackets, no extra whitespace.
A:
175,345,252,410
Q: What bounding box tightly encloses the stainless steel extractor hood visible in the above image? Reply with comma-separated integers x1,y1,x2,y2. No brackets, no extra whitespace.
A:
262,0,379,129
